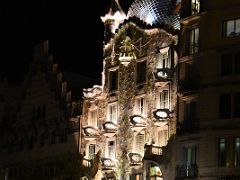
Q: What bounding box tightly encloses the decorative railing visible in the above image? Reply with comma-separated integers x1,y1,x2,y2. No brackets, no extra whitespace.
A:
82,126,99,139
128,153,143,165
130,115,147,132
176,164,198,178
151,145,163,155
145,144,163,156
102,121,118,133
101,158,115,170
154,68,173,81
153,109,171,120
82,158,92,168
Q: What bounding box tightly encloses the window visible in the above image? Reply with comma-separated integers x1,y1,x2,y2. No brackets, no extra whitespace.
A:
235,52,240,74
191,0,200,15
89,144,95,160
234,137,240,166
185,101,196,121
219,92,240,119
221,54,233,76
156,50,171,69
221,52,240,76
219,93,231,119
183,146,196,166
218,138,226,166
135,134,145,154
234,93,240,117
189,28,199,54
159,90,169,109
108,103,118,124
109,69,118,92
223,18,240,37
135,96,146,116
89,110,97,127
157,130,168,147
136,60,147,84
108,141,115,160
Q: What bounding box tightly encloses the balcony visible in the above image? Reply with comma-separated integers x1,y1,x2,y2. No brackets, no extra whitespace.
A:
176,164,198,178
178,79,199,97
83,126,99,141
130,115,147,132
143,144,163,164
128,153,143,166
102,121,118,138
101,158,116,170
154,68,173,87
153,109,171,127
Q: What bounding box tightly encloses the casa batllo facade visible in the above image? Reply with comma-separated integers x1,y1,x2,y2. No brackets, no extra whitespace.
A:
80,0,180,179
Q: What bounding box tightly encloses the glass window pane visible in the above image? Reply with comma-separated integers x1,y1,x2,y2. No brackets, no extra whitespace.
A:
226,20,235,36
218,138,226,166
236,19,240,34
235,138,240,166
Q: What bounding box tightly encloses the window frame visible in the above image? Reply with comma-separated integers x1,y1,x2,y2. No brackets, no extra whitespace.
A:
223,18,240,37
135,95,147,116
107,102,118,124
88,109,98,127
136,59,147,85
108,67,119,93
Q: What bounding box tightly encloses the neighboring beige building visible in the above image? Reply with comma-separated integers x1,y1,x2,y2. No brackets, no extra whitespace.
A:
80,0,180,179
170,0,240,179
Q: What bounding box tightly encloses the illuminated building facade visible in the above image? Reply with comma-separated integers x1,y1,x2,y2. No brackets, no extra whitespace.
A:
81,0,179,179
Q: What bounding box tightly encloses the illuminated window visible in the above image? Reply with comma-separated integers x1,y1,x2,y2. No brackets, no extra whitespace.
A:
109,69,118,92
234,137,240,166
159,90,169,109
89,110,97,127
157,130,168,147
108,103,118,124
189,28,199,54
108,141,115,160
156,51,171,69
191,0,200,15
135,96,146,116
223,19,240,37
135,134,145,154
88,144,95,160
136,60,147,84
218,138,226,166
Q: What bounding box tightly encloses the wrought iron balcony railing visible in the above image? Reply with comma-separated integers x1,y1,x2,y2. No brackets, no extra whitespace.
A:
176,164,198,178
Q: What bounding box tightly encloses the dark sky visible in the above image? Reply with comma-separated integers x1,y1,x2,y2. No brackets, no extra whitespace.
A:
0,0,133,84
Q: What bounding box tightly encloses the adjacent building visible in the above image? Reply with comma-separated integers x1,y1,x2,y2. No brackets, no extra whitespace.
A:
0,41,100,180
172,0,240,179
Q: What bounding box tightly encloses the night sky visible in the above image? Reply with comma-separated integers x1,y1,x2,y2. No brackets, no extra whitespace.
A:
1,0,133,84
